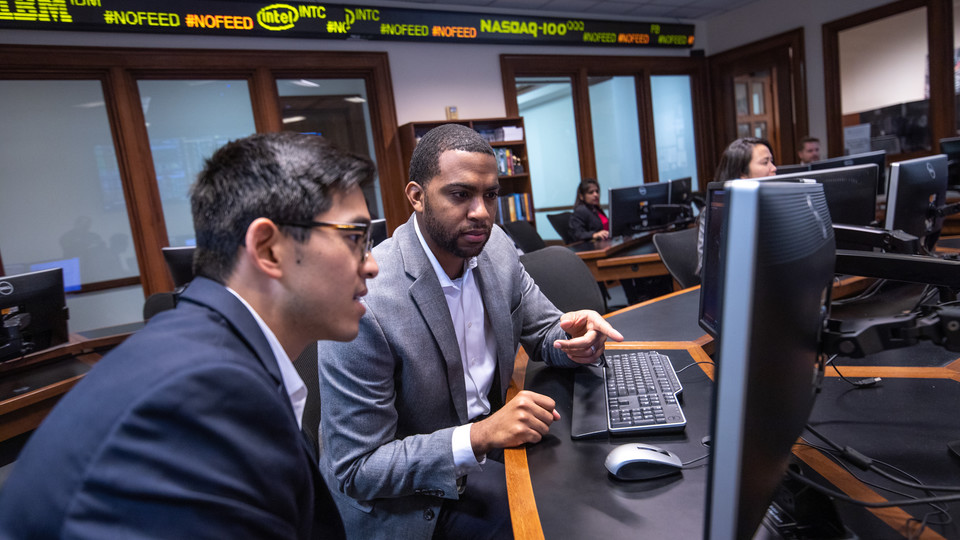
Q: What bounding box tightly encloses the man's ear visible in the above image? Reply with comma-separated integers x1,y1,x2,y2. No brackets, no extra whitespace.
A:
244,218,284,279
405,181,425,213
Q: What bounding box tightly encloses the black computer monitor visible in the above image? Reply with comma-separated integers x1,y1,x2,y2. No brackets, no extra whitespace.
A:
809,150,887,195
774,163,810,176
704,180,835,539
0,268,70,362
698,182,726,338
161,246,196,288
938,136,960,188
607,182,681,238
370,218,388,247
774,164,879,226
667,176,693,205
884,154,948,253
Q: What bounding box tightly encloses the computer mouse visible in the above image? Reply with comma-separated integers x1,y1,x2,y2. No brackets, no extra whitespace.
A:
604,443,683,481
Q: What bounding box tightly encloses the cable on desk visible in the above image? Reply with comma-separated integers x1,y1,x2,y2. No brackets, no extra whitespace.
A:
674,360,714,374
830,278,888,306
824,355,882,388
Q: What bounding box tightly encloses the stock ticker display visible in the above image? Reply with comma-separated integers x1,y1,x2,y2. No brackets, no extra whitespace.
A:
0,0,695,48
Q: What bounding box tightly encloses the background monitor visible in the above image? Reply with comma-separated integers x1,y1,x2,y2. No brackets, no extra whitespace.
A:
0,268,70,362
884,154,948,253
667,176,693,205
607,182,672,238
775,163,879,226
808,150,887,195
161,246,196,288
29,257,81,293
370,218,388,247
938,136,960,188
774,163,810,176
704,180,835,539
698,182,727,338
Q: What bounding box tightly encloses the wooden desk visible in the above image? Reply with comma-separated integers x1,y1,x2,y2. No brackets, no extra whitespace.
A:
0,324,139,443
505,288,960,539
568,233,672,287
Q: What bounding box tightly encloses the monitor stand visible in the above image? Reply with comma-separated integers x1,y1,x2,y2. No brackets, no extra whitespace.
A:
756,459,857,540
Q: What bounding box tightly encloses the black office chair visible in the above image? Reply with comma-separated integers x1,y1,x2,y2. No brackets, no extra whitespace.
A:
652,226,701,290
502,220,547,253
142,292,179,320
519,245,605,314
546,212,575,245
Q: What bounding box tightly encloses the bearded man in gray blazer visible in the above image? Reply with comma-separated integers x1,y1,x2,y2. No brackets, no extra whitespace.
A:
317,124,623,539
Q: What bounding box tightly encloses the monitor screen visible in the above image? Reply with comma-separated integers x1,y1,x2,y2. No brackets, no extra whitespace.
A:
370,218,388,247
808,150,887,195
161,246,196,288
938,136,960,188
0,268,70,362
667,177,693,205
704,180,835,540
884,154,948,253
607,182,675,238
774,163,810,176
774,163,879,226
697,182,726,338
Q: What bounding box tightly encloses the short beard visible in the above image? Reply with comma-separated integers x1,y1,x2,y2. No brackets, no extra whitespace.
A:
422,194,490,259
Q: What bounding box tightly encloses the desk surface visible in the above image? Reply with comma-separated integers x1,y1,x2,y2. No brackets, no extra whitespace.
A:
506,287,960,540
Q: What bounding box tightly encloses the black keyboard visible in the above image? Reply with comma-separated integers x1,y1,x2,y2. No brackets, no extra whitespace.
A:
570,349,687,439
603,350,686,434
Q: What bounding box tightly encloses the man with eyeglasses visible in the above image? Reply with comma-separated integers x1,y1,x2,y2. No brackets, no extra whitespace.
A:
0,132,379,539
317,124,623,539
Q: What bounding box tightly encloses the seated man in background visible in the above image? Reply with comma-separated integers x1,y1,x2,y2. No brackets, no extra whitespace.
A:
798,136,821,164
0,132,379,539
317,124,623,540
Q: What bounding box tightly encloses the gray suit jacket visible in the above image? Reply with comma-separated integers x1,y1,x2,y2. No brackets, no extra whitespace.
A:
317,214,575,539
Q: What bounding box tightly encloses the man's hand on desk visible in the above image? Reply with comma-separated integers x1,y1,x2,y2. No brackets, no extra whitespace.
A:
470,390,560,460
554,310,624,364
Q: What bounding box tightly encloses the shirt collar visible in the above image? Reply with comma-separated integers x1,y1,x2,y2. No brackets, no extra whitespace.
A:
225,287,307,429
413,214,478,286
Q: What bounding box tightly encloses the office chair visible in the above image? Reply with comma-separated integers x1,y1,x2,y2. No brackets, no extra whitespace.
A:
502,220,547,253
652,226,701,290
142,292,179,320
546,212,575,245
519,245,605,314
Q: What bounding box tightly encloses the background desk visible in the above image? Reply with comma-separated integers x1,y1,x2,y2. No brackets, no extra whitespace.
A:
568,234,668,283
506,287,960,540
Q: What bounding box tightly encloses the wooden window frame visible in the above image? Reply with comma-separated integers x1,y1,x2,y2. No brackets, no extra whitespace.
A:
500,54,714,190
0,45,403,297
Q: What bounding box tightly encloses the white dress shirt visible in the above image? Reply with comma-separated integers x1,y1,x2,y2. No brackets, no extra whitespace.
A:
414,216,498,474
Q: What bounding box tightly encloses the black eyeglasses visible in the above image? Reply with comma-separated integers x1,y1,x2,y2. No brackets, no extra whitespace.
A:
277,220,373,260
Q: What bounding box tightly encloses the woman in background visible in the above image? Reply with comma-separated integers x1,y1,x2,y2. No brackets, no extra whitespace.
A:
697,137,777,274
569,178,610,242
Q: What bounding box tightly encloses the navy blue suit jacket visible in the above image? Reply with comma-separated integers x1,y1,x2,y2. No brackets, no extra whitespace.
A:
0,277,342,539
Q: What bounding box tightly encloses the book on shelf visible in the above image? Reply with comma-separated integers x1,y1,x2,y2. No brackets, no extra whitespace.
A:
495,193,533,225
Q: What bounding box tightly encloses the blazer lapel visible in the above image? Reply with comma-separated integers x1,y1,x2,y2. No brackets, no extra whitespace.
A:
474,253,515,407
397,219,470,424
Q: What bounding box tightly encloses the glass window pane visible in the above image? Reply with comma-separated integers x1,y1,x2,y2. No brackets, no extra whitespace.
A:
751,82,765,115
0,80,142,333
754,122,768,140
738,123,751,139
588,76,644,195
138,80,257,247
276,78,383,219
651,75,700,190
516,77,581,242
735,82,749,116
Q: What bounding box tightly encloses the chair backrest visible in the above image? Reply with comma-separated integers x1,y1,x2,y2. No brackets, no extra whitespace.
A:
519,245,605,314
652,226,701,289
547,212,575,245
502,220,547,253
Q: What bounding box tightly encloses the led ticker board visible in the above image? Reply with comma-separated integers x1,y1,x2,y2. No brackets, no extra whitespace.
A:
0,0,695,48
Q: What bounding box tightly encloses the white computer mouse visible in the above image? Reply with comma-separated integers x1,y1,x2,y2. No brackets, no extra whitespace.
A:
604,443,684,481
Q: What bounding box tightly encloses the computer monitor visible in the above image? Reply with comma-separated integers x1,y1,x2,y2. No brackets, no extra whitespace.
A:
938,136,960,188
884,154,948,253
774,164,879,226
370,218,388,247
774,163,810,176
703,180,835,540
0,268,70,362
161,246,196,288
697,182,726,338
667,177,693,205
607,182,684,238
809,150,887,195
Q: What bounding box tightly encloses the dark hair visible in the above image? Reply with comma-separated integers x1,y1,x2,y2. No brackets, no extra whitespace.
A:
574,178,600,208
190,132,374,283
408,124,495,186
714,137,773,182
798,136,820,151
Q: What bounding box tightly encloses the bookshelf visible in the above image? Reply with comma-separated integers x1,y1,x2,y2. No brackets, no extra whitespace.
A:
398,117,535,224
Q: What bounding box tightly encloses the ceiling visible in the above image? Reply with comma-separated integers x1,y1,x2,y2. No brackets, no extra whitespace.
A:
359,0,758,22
